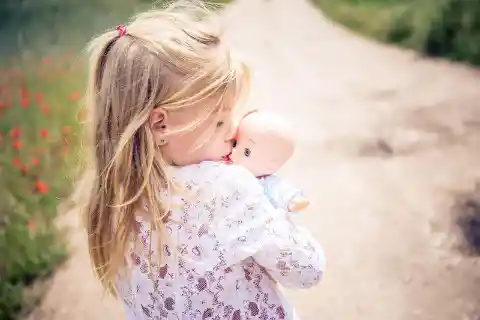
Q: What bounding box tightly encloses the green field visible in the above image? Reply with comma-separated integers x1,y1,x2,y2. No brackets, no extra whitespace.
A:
313,0,480,66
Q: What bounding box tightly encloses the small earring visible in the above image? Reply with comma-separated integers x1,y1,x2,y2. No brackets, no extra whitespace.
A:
158,137,168,146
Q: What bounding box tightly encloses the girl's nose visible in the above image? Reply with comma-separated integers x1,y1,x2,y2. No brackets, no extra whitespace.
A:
225,121,237,141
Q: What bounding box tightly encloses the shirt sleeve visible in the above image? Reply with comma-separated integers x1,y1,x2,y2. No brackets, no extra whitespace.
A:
258,175,304,211
205,163,326,289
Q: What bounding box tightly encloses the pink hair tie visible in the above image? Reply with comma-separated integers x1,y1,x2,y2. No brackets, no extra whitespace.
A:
116,25,127,37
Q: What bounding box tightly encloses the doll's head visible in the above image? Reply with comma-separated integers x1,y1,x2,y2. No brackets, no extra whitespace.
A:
230,110,295,177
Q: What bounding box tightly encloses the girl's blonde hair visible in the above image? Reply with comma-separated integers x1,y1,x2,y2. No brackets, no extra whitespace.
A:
82,0,249,295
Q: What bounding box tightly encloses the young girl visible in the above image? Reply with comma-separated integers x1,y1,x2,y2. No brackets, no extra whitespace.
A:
83,2,325,319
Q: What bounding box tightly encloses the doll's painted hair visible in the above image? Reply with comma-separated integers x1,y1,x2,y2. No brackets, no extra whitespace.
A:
81,0,249,295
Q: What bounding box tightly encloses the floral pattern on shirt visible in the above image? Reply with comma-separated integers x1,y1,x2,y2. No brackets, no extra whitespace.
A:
116,161,325,320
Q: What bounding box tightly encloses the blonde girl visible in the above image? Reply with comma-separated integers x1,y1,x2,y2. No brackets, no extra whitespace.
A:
83,1,325,319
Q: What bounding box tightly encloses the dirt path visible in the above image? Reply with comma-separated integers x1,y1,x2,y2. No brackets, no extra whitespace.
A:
29,0,480,319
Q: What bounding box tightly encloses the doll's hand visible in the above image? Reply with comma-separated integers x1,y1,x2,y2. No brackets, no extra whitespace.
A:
288,196,310,212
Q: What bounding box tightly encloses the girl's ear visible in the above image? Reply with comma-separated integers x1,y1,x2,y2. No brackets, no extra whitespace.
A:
150,108,167,131
150,108,168,146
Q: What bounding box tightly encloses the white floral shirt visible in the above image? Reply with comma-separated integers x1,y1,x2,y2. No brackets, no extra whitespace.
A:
116,161,325,320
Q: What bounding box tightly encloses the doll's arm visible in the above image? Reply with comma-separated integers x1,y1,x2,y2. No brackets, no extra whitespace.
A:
258,175,309,212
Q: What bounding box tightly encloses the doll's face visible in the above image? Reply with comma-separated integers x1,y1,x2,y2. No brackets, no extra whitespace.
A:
230,113,294,177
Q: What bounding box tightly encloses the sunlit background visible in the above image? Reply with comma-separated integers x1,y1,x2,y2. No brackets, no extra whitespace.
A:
1,0,479,319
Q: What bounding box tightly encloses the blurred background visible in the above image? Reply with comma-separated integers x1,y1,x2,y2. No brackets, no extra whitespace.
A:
0,0,479,319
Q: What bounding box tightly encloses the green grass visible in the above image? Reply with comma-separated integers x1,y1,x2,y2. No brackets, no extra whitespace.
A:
0,54,85,320
314,0,442,47
313,0,480,66
315,0,408,42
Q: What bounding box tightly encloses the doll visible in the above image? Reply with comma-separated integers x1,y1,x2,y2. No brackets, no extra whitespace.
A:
229,110,309,212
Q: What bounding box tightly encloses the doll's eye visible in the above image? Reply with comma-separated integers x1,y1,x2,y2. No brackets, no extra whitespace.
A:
244,148,251,157
232,140,237,148
216,121,224,128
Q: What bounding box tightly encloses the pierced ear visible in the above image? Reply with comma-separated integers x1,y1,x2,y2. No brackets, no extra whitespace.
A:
150,108,169,146
150,108,167,131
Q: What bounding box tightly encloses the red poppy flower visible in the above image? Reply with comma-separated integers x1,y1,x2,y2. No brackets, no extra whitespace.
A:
13,139,22,149
35,180,49,194
41,104,50,115
69,90,80,101
10,127,21,139
62,126,71,135
19,85,28,99
31,157,40,166
35,92,44,104
21,98,30,108
40,128,48,138
12,157,22,168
